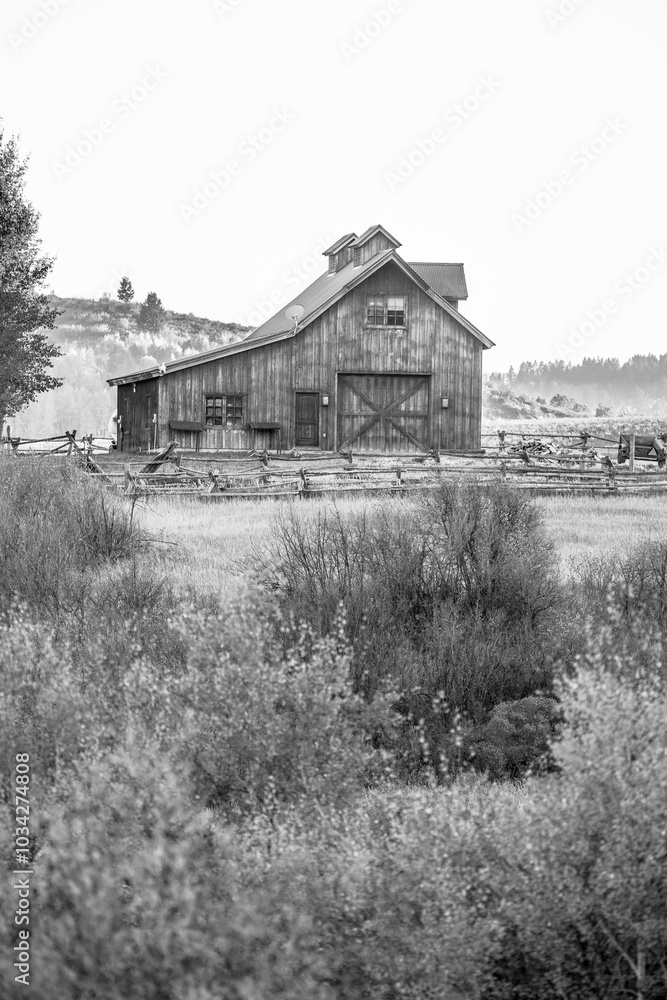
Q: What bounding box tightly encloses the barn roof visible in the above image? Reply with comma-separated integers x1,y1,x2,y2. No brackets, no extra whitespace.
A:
351,223,401,249
409,263,468,301
241,249,394,345
322,232,358,255
107,246,492,386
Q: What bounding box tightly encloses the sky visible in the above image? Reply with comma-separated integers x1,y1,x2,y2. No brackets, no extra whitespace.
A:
2,0,666,370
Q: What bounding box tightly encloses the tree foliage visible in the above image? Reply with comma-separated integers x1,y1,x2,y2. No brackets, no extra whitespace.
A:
489,353,667,412
138,290,165,334
116,276,134,302
0,129,61,425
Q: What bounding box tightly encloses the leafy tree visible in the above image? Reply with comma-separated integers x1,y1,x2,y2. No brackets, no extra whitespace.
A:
0,129,61,429
116,276,134,302
138,290,165,334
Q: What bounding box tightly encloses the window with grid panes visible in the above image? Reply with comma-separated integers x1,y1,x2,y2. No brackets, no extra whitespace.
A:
205,394,244,426
365,295,406,326
366,297,385,325
386,297,405,325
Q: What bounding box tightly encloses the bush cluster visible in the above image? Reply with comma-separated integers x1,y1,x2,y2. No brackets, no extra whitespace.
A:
0,458,189,672
2,464,666,997
260,481,568,778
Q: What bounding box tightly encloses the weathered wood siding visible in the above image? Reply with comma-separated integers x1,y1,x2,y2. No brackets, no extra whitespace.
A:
117,378,159,452
292,261,483,451
154,259,483,453
157,340,296,451
355,232,396,265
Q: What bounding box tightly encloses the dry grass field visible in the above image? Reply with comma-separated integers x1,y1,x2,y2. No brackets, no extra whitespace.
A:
137,490,667,590
481,414,667,438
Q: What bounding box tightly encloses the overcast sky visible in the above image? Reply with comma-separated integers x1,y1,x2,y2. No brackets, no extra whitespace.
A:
2,0,665,370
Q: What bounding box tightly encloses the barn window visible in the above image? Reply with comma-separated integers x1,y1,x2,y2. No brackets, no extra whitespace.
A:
365,295,406,326
386,296,405,326
366,297,385,325
204,394,244,426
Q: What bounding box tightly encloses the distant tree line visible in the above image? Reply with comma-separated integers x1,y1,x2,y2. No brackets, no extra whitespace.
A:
489,354,667,410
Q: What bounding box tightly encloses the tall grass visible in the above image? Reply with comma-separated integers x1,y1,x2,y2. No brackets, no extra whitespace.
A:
0,458,139,624
2,464,667,997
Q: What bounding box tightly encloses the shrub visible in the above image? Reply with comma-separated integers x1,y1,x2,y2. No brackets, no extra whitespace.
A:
570,542,667,687
0,459,141,629
259,483,567,779
0,744,334,1000
251,658,667,999
0,617,96,804
136,594,398,820
466,694,562,779
421,479,562,625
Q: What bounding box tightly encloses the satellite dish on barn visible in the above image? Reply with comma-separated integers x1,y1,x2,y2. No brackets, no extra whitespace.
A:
285,304,305,333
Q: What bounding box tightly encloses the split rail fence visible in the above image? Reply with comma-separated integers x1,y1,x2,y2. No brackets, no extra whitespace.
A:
5,430,667,499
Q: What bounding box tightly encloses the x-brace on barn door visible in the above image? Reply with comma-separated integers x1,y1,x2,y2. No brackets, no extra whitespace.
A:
337,374,430,453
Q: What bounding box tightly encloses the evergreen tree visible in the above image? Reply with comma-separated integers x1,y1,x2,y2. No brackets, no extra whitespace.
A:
0,129,61,428
117,276,135,302
138,291,165,335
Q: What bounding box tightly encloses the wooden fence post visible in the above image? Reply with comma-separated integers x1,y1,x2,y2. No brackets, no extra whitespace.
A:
629,433,636,474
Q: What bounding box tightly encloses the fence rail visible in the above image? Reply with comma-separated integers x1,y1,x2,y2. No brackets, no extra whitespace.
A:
5,431,667,499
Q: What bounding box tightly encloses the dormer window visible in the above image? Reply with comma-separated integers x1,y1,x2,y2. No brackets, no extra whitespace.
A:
323,232,357,274
366,295,406,327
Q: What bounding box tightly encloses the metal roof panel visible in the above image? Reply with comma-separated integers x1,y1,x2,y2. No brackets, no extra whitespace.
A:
408,262,468,300
321,232,357,255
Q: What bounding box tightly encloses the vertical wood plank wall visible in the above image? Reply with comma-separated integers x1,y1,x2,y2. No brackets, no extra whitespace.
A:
147,259,484,453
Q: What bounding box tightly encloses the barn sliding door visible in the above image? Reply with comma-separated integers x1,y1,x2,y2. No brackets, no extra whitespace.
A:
337,374,430,453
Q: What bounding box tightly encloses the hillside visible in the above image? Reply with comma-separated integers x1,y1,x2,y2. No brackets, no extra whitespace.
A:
488,355,667,415
482,383,597,422
8,296,250,439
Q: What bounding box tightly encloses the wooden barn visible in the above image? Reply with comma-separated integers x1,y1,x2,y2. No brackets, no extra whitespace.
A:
107,225,494,454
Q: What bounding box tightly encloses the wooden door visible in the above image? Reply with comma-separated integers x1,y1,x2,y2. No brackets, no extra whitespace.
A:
145,393,154,450
295,393,319,447
337,374,430,453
